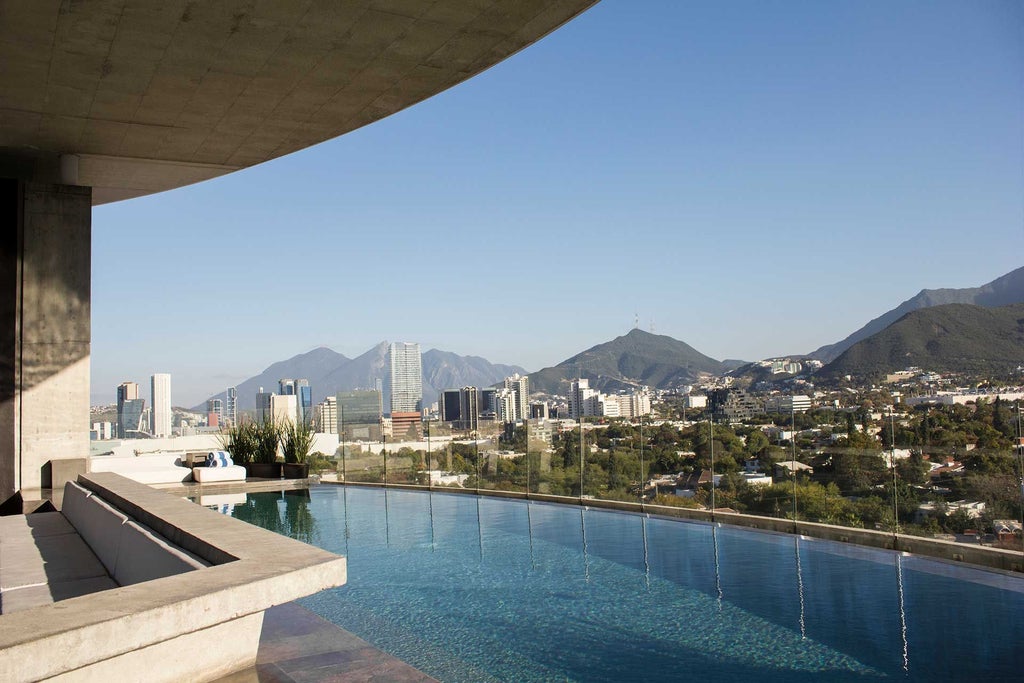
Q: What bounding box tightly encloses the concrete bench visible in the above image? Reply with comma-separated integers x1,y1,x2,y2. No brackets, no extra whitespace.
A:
0,473,346,682
0,508,116,614
0,481,208,614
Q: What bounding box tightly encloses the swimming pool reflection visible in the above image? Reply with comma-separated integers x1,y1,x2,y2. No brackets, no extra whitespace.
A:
228,487,1023,682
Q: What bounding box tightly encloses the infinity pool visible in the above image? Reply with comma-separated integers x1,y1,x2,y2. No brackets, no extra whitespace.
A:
220,486,1023,682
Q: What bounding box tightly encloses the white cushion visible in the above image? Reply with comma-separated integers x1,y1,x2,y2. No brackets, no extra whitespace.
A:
90,454,187,471
89,454,191,484
113,521,207,586
192,466,246,483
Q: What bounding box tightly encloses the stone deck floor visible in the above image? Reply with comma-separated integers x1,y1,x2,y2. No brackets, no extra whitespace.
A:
215,602,436,683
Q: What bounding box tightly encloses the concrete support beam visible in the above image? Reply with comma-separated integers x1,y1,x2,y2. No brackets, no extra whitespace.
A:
0,1,600,205
0,179,91,510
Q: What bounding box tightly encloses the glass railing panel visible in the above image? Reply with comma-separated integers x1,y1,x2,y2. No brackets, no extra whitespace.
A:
240,410,1023,553
340,446,385,483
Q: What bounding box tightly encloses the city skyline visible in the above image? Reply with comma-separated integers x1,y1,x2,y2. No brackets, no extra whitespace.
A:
90,1,1022,407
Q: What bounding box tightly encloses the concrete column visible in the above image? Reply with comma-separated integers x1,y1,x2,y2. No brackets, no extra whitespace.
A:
0,179,91,509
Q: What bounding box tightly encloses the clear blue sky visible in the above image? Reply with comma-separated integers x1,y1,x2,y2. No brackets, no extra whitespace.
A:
91,0,1023,407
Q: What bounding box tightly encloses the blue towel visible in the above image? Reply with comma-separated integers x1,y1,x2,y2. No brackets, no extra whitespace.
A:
206,451,233,467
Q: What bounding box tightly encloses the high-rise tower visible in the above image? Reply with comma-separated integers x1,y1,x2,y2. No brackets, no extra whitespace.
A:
388,342,422,414
116,381,137,438
151,373,172,437
116,381,145,438
296,379,311,424
276,378,311,423
225,387,237,425
459,386,479,432
501,373,530,422
337,390,383,441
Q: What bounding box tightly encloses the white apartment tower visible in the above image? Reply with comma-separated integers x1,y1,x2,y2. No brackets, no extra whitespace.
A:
151,373,172,437
225,387,237,425
317,396,338,434
502,373,530,422
568,379,650,420
270,394,298,427
496,388,518,423
389,342,422,414
568,378,599,420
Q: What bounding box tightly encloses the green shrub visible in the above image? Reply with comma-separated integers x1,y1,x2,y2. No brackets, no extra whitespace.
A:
281,419,315,464
253,420,281,464
222,421,257,464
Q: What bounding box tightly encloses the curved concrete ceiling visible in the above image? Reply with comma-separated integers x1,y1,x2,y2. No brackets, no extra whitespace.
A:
0,0,597,204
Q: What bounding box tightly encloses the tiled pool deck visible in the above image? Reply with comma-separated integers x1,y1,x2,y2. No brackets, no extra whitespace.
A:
216,602,435,683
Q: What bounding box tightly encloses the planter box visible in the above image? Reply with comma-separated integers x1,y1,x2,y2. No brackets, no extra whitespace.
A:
282,463,309,479
245,462,281,479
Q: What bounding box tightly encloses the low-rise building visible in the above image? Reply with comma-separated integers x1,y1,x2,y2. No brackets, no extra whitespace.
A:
526,419,555,446
568,379,651,419
90,421,113,440
675,469,720,497
739,472,773,487
774,461,813,477
992,519,1022,540
683,394,707,409
710,388,762,423
915,500,986,524
763,394,812,414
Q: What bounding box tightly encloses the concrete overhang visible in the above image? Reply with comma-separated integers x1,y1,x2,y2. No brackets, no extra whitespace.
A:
0,0,598,205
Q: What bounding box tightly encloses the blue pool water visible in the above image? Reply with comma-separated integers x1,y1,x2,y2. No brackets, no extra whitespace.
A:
223,487,1024,682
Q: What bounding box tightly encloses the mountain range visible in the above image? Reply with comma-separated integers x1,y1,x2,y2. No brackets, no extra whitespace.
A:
197,344,525,412
194,267,1024,411
810,266,1024,362
528,329,724,395
818,302,1024,378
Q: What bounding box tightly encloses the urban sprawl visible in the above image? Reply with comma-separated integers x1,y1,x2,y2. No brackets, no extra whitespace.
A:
92,346,1024,551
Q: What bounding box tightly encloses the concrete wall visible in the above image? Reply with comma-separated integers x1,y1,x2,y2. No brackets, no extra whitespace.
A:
311,432,340,456
349,436,463,455
0,180,91,507
95,434,225,458
95,433,341,459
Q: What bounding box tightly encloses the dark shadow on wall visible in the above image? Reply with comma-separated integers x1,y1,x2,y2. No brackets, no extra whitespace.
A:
0,178,91,509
